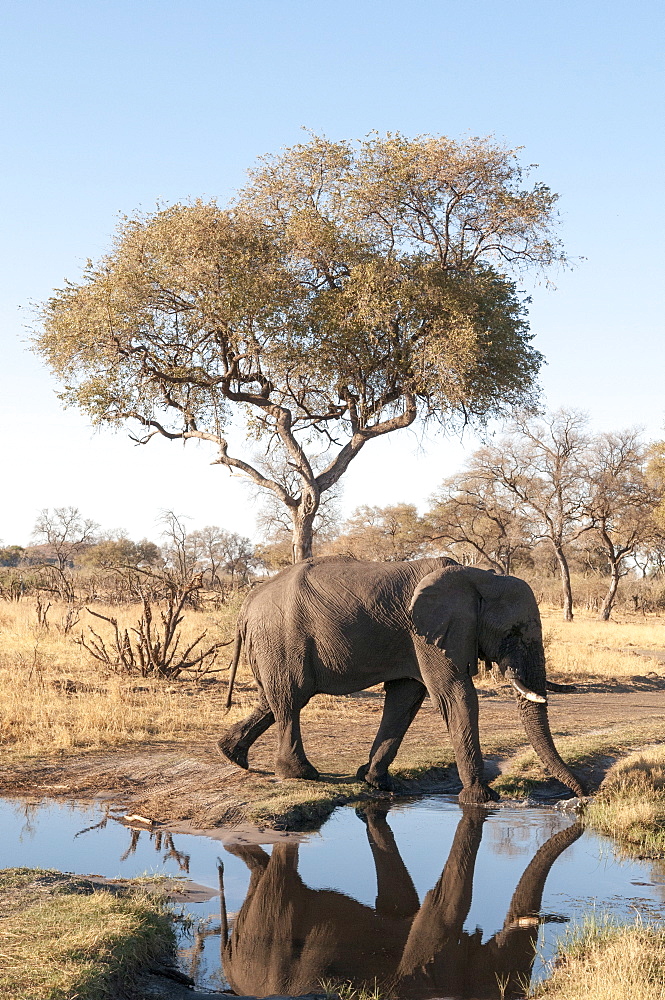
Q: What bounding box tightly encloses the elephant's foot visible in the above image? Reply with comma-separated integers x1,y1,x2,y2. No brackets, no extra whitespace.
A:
275,758,320,781
216,738,249,771
356,763,394,791
458,782,500,805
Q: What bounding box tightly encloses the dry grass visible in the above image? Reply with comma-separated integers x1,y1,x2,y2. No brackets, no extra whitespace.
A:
0,868,174,999
1,597,665,814
539,607,665,682
532,916,665,999
0,597,256,758
584,746,665,856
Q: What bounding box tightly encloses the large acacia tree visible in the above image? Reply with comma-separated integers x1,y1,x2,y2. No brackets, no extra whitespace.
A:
36,134,566,561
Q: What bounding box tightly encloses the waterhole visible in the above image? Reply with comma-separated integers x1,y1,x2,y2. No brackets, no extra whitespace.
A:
2,796,664,998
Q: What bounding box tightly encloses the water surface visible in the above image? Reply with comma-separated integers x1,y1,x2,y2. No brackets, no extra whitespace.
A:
2,796,663,997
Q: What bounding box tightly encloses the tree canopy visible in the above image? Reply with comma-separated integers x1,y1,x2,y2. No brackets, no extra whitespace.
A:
35,133,566,560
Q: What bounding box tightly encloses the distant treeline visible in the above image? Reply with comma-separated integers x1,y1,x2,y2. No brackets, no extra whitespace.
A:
2,411,665,620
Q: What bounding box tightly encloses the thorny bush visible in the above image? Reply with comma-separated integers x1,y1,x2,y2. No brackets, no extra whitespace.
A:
76,570,230,679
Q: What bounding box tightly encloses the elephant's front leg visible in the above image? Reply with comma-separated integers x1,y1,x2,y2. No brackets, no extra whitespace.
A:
361,806,420,920
435,675,498,805
357,678,427,790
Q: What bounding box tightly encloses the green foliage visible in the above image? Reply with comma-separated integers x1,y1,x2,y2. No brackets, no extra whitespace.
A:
34,133,564,558
82,537,161,570
0,545,25,567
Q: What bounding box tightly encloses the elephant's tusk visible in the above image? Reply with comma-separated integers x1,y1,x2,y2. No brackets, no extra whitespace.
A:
510,677,547,704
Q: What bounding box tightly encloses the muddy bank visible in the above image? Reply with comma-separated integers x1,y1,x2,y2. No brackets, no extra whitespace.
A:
1,688,665,830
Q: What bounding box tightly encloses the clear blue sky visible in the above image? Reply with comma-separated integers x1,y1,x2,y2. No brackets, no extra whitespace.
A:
1,0,663,546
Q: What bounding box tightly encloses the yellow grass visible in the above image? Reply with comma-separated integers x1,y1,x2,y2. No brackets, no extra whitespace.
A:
0,598,664,762
584,746,665,855
532,917,665,999
0,598,255,756
540,607,665,682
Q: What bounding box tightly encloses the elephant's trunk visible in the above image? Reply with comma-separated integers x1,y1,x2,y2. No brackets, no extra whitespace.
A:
518,699,586,797
502,821,583,932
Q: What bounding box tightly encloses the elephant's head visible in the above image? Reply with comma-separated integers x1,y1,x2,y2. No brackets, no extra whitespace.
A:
409,565,586,798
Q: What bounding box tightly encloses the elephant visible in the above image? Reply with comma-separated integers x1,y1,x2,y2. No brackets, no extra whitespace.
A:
218,556,586,803
219,805,583,999
222,808,420,997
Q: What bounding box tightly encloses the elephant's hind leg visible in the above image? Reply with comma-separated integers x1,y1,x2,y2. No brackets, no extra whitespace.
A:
273,700,320,781
217,695,275,771
357,678,427,790
262,676,319,781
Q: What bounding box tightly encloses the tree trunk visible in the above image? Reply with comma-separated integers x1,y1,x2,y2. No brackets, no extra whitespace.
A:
599,559,621,621
292,519,314,562
553,544,574,621
291,492,318,562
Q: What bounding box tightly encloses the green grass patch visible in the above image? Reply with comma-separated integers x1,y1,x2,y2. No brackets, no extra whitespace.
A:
245,774,399,829
245,753,458,829
247,777,366,829
491,774,538,799
389,749,456,783
0,868,175,1000
492,724,665,800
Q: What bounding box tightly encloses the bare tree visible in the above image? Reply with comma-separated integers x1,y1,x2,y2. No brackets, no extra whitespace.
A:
186,525,227,587
583,430,660,620
426,472,530,574
463,411,592,619
219,532,256,588
190,526,224,586
326,503,429,562
31,507,99,602
159,510,195,585
633,533,665,580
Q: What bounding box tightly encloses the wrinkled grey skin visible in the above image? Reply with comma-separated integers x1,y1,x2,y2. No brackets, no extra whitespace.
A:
220,806,583,1000
218,556,585,803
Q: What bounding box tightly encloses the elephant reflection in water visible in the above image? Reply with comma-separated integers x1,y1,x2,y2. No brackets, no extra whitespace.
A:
221,809,582,1000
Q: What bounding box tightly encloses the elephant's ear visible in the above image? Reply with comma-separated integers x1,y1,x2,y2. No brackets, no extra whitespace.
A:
409,566,480,675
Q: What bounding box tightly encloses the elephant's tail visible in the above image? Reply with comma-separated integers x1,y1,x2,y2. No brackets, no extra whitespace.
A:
225,630,243,710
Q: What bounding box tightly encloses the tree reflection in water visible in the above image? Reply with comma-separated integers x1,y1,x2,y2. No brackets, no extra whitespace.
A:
221,807,582,1000
75,814,194,874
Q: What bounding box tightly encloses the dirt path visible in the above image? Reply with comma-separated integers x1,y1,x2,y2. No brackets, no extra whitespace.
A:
2,685,664,831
